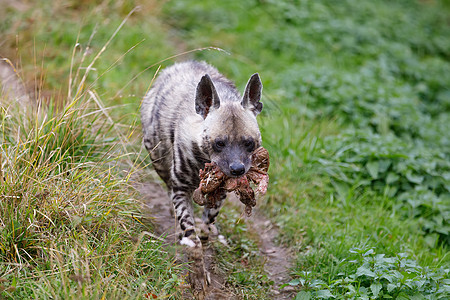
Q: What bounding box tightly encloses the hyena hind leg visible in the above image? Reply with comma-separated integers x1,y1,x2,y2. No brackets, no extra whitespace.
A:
199,192,226,241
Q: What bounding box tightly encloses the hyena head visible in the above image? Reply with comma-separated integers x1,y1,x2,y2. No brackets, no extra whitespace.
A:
195,73,263,177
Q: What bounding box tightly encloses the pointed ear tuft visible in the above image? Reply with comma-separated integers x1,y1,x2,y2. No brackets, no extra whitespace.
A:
241,73,263,115
195,74,220,119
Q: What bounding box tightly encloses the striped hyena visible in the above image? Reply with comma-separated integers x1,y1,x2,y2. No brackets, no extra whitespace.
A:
141,61,263,246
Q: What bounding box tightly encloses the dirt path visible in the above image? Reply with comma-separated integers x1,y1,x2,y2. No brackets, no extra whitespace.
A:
136,181,296,299
0,60,32,109
136,181,236,299
228,195,296,299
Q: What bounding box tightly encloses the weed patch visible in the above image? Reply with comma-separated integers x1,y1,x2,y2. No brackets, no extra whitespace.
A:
0,94,183,297
292,247,449,299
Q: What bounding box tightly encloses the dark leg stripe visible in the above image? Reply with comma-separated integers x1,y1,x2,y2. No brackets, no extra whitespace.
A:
179,206,187,216
174,201,184,209
180,219,194,231
185,229,195,237
173,185,191,193
173,195,185,202
173,172,191,186
208,212,219,224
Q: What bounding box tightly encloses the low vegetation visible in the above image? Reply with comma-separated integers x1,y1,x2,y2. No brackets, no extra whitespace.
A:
0,77,184,298
1,0,449,299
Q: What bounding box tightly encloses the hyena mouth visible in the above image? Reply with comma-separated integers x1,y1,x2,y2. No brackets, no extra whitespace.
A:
193,147,270,217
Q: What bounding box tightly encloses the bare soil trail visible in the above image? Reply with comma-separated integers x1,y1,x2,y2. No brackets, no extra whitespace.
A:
228,195,297,300
0,60,32,108
137,181,237,299
136,181,296,300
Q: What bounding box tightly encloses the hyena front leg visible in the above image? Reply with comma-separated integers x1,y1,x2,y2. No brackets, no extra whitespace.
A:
171,186,210,290
171,188,196,239
170,144,199,240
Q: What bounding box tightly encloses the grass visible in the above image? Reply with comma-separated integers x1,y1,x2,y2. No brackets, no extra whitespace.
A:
213,205,273,298
163,0,450,297
1,0,449,299
0,14,184,296
0,94,185,298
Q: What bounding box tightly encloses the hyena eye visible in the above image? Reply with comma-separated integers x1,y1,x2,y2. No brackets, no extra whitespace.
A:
244,139,255,152
213,139,226,152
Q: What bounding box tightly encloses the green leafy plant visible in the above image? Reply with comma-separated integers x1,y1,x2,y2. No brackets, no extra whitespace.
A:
293,247,449,299
312,129,450,246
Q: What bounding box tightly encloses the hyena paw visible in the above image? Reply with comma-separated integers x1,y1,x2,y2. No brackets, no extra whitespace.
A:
197,222,210,242
207,224,228,246
196,218,219,242
180,236,197,248
180,232,201,248
208,223,219,237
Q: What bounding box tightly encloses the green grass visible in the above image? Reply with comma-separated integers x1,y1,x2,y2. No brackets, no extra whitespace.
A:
1,0,449,298
0,91,184,298
163,0,450,298
213,205,273,298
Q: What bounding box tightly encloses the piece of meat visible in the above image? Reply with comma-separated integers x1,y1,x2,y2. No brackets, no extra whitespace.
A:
198,163,225,193
250,147,270,172
193,147,270,216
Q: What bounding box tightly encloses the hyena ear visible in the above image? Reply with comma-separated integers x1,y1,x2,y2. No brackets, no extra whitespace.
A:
195,74,220,119
242,73,263,115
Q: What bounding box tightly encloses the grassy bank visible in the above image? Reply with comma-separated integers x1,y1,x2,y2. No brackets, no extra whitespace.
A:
0,92,184,298
1,0,449,298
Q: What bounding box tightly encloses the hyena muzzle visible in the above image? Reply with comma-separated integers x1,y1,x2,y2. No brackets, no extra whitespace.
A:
141,61,263,244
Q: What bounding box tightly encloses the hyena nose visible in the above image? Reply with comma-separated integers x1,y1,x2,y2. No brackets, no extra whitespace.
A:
230,163,245,176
